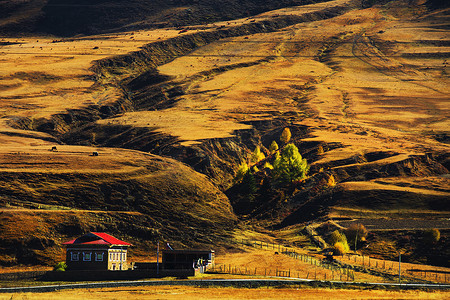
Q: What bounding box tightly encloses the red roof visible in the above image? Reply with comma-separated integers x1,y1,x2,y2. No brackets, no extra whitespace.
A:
63,232,131,246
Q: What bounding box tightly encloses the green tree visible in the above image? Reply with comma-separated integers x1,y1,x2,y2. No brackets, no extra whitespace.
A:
273,143,309,184
263,162,273,170
251,146,265,164
269,141,279,154
234,162,249,183
241,169,257,202
280,127,291,145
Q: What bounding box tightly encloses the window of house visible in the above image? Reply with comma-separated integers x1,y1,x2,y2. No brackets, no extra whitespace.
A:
71,252,79,261
95,253,104,262
83,252,92,261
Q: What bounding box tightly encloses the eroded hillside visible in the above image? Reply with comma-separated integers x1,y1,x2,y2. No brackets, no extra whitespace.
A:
0,0,449,266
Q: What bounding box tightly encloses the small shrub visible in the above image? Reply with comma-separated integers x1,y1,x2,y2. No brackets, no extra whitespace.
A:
333,241,349,255
53,261,67,272
327,174,336,187
317,145,324,155
329,230,347,245
423,228,440,244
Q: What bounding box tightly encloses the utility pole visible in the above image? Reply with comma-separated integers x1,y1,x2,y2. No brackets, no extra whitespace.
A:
157,241,160,276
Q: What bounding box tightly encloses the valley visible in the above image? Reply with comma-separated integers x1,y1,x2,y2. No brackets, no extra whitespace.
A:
0,0,448,278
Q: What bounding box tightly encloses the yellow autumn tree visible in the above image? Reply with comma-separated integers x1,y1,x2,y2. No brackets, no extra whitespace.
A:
280,127,291,145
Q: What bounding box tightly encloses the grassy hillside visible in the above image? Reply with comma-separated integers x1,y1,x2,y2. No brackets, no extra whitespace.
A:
0,143,236,266
0,0,325,36
0,0,448,268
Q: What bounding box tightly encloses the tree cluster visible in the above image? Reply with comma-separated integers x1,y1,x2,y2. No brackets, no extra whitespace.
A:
231,127,310,211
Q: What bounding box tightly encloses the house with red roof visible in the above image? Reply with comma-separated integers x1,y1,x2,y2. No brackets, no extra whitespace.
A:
63,232,132,271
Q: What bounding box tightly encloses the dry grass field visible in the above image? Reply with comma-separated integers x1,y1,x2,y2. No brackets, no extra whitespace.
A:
1,286,449,300
0,0,448,289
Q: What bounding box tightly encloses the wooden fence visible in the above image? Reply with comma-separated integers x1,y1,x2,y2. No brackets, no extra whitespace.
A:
339,254,450,284
209,263,355,281
222,238,449,284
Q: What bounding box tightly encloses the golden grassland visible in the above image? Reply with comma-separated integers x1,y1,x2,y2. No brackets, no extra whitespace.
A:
0,0,447,190
1,286,449,300
105,1,449,154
